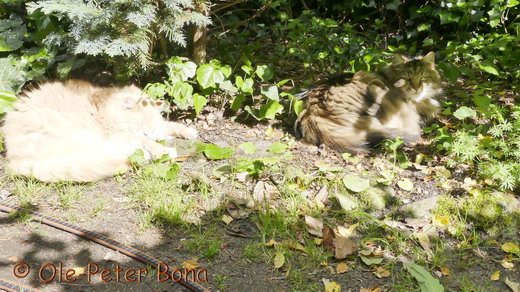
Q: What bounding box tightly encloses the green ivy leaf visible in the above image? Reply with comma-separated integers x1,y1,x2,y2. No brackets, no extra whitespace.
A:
192,93,207,115
453,106,477,120
258,100,283,120
255,64,274,81
0,90,18,114
241,78,254,94
219,80,238,93
196,64,225,89
417,23,431,32
343,174,370,192
478,61,499,76
166,56,197,82
231,94,246,111
268,142,288,154
238,142,257,154
168,82,193,110
56,57,86,79
404,263,444,292
0,17,26,52
437,62,459,83
0,58,26,93
473,95,491,111
203,144,235,160
260,85,279,101
294,99,304,116
144,82,168,99
128,149,147,166
360,256,384,266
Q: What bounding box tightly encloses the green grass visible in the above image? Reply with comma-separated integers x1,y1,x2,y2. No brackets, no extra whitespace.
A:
126,173,196,227
54,183,84,209
184,226,224,260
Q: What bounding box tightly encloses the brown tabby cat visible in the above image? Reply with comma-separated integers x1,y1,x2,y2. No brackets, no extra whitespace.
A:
294,52,442,153
1,80,198,182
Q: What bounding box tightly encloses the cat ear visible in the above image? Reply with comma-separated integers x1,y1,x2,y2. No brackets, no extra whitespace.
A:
422,51,436,64
392,54,406,65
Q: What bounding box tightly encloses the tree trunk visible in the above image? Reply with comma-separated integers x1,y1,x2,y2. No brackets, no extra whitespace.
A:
189,1,208,65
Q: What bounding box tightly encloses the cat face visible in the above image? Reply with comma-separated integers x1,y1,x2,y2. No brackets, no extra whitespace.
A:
383,52,442,103
108,86,170,139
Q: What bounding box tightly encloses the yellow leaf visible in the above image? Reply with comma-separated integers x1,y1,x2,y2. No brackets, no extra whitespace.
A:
283,240,305,252
320,260,328,266
274,252,285,269
440,266,450,276
490,271,500,281
182,260,200,271
314,238,323,245
501,242,520,254
433,214,450,226
265,239,278,247
336,262,348,274
323,279,341,292
221,214,233,225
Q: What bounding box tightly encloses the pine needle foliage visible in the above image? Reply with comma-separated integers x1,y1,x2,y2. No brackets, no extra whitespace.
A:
27,0,210,72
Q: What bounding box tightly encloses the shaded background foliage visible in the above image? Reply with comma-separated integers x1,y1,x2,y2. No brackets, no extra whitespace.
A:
1,0,520,191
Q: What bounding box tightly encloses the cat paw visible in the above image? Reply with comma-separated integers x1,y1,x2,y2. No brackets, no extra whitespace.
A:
183,128,198,140
167,147,177,159
142,149,152,161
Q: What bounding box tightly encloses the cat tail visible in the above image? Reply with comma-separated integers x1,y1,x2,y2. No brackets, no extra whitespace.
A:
6,140,140,182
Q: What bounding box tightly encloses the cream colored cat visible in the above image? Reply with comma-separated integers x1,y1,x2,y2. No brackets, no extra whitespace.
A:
1,80,198,182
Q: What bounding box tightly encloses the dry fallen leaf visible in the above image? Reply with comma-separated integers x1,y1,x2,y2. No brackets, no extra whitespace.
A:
274,252,285,269
336,223,359,238
305,215,324,237
415,232,433,260
490,271,500,281
440,266,450,276
505,277,520,292
323,226,335,250
221,214,233,225
374,266,391,278
336,262,349,274
183,260,200,271
501,259,515,270
334,235,358,259
315,185,329,203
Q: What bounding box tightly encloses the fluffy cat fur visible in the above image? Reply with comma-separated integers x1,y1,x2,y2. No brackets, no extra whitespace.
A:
1,80,198,182
294,52,442,153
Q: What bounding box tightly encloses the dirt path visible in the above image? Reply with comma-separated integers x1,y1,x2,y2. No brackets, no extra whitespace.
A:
1,111,519,292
